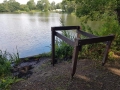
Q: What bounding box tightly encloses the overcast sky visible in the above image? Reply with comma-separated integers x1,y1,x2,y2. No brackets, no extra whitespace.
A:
0,0,62,4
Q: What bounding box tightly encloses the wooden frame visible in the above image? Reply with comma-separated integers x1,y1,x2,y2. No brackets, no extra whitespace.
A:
51,26,115,78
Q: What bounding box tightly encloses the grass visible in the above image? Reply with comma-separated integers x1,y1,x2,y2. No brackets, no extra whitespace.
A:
21,52,51,62
0,50,21,90
0,77,21,89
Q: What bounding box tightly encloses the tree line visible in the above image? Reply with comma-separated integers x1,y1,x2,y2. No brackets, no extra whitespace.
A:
0,0,63,12
0,0,79,14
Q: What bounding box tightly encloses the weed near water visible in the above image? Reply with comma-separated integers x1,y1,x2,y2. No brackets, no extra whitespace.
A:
34,52,51,58
55,31,74,61
0,50,12,76
0,50,21,89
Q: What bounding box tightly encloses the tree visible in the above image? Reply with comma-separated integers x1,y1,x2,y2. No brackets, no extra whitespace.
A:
50,1,56,10
36,0,43,11
68,0,120,51
0,0,8,12
9,2,20,12
61,0,68,12
0,0,20,12
61,0,76,13
7,0,20,12
68,0,120,22
1,0,9,12
20,4,29,12
27,0,36,10
55,3,61,9
0,4,6,12
36,0,50,11
43,0,50,11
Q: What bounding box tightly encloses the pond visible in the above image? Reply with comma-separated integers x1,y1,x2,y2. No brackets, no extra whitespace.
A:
0,12,80,58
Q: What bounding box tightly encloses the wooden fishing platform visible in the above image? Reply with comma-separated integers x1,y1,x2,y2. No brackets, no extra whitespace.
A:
51,26,115,78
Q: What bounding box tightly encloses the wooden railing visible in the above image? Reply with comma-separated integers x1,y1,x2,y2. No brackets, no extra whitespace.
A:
51,26,115,78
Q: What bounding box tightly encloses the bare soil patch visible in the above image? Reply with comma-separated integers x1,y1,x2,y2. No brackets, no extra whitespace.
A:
11,58,120,90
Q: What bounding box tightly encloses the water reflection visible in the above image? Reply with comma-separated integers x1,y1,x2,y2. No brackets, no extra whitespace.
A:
0,13,80,58
61,14,80,26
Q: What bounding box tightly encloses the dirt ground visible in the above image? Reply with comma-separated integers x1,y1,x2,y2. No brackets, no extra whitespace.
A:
11,58,120,90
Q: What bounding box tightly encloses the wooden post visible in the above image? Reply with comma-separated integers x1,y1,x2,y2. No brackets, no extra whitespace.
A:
77,26,81,38
102,41,112,66
51,27,55,66
71,38,80,78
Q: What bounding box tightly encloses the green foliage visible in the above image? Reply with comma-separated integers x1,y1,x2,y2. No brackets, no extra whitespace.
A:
50,1,56,10
98,17,120,49
55,3,61,9
68,0,120,25
36,0,43,11
76,23,105,59
8,0,20,12
20,5,30,12
9,52,20,65
0,4,6,12
0,50,20,89
61,0,76,13
0,0,63,12
0,0,20,12
0,50,20,76
55,16,74,60
78,18,120,60
0,76,21,90
72,0,117,19
34,52,51,58
0,77,16,89
36,0,50,12
27,0,36,10
67,0,120,61
0,50,11,77
55,31,73,60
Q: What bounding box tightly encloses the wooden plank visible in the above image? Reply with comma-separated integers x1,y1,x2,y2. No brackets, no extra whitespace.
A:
52,26,80,31
77,30,98,38
78,35,114,46
55,32,74,47
77,30,81,38
102,41,112,66
51,28,55,66
71,39,80,78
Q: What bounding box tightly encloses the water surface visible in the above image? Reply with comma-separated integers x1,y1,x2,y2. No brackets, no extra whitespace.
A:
0,13,80,58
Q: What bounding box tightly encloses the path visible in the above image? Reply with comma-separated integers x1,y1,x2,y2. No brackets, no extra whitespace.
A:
11,59,120,90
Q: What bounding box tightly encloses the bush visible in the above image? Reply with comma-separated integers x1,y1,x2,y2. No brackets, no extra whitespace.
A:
79,15,120,60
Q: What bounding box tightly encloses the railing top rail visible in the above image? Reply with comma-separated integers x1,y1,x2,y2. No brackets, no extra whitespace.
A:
51,26,80,31
77,35,115,46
